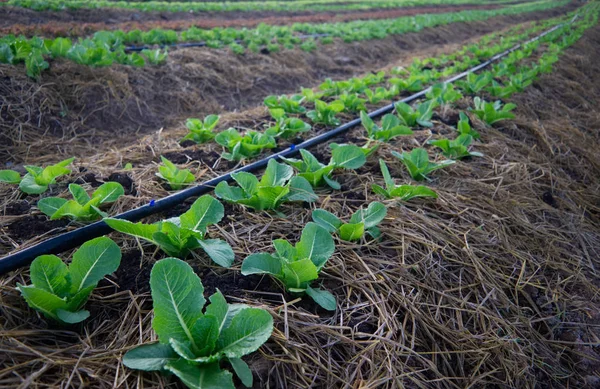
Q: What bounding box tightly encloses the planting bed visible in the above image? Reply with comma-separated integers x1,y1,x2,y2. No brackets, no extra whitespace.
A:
1,2,600,389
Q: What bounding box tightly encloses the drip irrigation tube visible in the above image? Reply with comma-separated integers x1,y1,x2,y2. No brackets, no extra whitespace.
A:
0,17,576,275
123,33,332,52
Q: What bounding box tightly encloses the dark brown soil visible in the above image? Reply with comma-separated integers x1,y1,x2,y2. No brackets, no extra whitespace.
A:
5,215,69,242
0,4,576,164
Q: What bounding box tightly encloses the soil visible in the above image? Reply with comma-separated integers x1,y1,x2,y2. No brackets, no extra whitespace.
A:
0,3,506,37
0,4,575,163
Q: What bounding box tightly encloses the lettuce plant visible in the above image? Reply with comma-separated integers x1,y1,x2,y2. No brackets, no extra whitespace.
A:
156,156,195,190
360,111,413,142
456,72,492,94
388,76,424,93
141,48,168,65
364,87,387,104
428,134,483,160
263,94,305,114
394,100,436,128
486,80,517,99
456,112,480,139
426,83,463,105
392,148,455,181
105,195,234,267
38,182,124,221
123,257,273,389
312,202,387,241
372,160,438,201
0,157,74,195
215,128,276,161
470,97,516,125
241,222,336,310
300,88,323,103
335,93,366,113
17,237,121,324
264,108,311,139
181,115,219,144
281,144,366,189
215,159,317,211
306,100,345,126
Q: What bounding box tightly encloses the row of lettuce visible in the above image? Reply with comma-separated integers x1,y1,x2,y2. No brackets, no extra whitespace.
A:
0,0,568,79
2,0,523,13
2,6,598,389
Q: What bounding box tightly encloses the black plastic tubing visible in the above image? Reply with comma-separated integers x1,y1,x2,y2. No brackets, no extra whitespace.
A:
0,17,575,275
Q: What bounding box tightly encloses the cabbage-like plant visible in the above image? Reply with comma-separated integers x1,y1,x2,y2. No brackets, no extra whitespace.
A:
371,159,438,201
38,182,124,221
17,237,121,324
470,97,516,125
156,156,195,190
392,148,455,181
312,202,387,241
215,128,276,161
123,258,273,389
105,195,234,267
0,157,74,195
181,115,219,144
241,223,336,310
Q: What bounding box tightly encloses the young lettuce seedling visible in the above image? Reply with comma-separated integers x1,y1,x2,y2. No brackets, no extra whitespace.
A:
156,156,195,190
281,144,366,189
264,108,311,139
388,76,424,93
470,97,516,125
215,159,317,211
312,202,387,241
364,87,388,104
306,100,345,126
392,148,455,181
38,182,124,221
394,100,437,128
17,237,121,324
0,157,75,195
263,94,306,114
455,72,493,94
428,134,483,160
181,115,219,144
360,111,413,142
105,195,234,267
123,258,273,389
215,128,277,161
334,93,366,113
426,83,463,105
372,159,438,201
241,222,336,310
456,112,480,139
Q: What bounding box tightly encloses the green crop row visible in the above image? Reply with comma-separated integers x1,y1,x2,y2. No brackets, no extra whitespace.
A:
2,0,524,13
0,0,570,79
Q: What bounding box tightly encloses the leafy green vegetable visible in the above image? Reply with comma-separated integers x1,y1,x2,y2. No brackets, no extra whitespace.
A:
371,159,438,201
5,157,75,195
360,111,413,142
182,115,219,144
17,236,121,324
335,93,366,113
312,202,387,241
455,72,493,94
123,257,273,389
394,100,437,128
105,195,234,267
470,97,516,125
264,94,305,114
281,144,366,189
456,112,480,139
215,159,317,211
38,182,124,221
426,82,463,105
306,100,345,126
428,134,483,160
215,128,276,161
141,48,168,65
392,148,455,181
156,156,195,190
241,222,336,310
264,109,311,139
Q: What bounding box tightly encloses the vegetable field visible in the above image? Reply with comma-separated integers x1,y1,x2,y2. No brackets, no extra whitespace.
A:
1,0,600,388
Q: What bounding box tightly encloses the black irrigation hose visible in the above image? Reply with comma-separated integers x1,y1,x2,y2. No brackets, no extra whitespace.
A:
123,33,332,52
0,16,576,275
